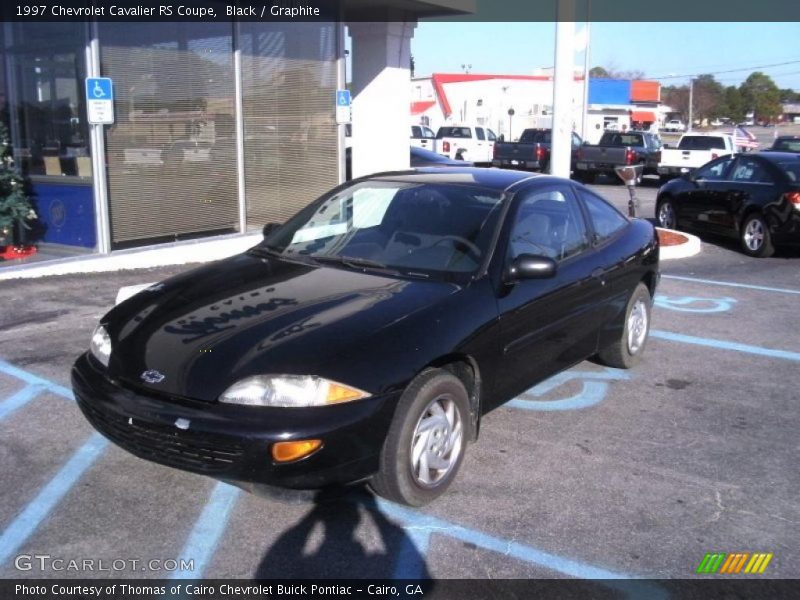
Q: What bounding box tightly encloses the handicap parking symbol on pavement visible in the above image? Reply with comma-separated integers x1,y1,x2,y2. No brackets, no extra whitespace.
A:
654,294,737,313
506,367,630,411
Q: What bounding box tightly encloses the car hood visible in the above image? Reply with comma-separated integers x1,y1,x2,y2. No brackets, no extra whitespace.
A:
103,252,459,402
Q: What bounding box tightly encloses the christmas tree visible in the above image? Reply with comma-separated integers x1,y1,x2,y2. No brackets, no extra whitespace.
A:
0,121,36,246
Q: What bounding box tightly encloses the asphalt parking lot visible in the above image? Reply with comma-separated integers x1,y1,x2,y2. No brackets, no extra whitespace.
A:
1,183,798,588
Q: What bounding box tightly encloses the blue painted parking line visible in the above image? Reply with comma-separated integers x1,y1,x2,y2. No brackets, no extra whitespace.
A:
378,498,628,579
171,481,242,579
662,274,800,296
651,330,800,362
0,360,74,401
0,433,108,566
0,385,44,423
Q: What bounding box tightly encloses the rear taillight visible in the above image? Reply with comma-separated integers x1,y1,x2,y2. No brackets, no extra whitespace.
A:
785,191,800,211
711,153,719,160
443,141,450,153
535,146,546,161
625,148,635,165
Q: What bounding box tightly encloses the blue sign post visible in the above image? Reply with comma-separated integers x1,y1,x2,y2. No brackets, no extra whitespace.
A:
85,77,114,124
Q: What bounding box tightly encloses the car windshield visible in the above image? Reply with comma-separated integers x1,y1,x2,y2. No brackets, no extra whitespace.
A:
257,181,505,281
773,139,800,152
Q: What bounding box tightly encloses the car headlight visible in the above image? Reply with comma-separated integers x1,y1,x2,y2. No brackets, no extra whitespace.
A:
219,375,370,407
89,324,112,367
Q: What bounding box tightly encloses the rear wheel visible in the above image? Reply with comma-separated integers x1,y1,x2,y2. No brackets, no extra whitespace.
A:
740,213,774,258
596,282,651,369
370,370,470,506
656,198,677,230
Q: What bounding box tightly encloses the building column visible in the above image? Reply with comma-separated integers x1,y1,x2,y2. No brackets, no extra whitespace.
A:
550,0,576,178
348,21,416,179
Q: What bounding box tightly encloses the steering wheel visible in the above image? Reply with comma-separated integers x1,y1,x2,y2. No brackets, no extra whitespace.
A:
431,235,482,260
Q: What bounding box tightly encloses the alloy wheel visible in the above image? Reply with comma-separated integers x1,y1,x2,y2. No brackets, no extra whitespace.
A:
627,299,648,355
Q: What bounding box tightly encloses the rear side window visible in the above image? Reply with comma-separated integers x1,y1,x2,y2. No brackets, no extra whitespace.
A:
730,157,774,184
476,128,486,140
678,136,726,150
576,188,629,242
436,127,472,139
778,161,800,182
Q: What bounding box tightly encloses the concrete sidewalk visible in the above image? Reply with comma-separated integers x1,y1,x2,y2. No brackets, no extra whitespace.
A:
0,232,262,281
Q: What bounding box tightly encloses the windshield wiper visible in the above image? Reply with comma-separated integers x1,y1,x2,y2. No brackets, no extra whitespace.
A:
311,254,394,272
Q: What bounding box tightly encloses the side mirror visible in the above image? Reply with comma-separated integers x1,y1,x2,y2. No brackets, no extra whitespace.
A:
504,254,557,282
262,222,280,238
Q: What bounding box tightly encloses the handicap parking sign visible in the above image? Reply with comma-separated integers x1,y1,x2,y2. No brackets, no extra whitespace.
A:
336,89,351,124
85,78,114,124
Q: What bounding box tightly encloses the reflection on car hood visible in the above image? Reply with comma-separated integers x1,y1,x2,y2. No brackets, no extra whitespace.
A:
103,252,458,402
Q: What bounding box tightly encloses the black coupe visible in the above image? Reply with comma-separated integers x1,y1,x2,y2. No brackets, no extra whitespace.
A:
656,152,800,257
73,168,659,506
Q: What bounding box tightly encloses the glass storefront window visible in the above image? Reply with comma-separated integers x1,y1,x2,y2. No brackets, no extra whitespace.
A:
5,23,91,179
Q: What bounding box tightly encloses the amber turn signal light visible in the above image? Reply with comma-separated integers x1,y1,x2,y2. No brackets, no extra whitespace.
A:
271,439,322,463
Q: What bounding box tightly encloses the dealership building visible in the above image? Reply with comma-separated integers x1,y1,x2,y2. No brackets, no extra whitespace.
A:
0,2,470,259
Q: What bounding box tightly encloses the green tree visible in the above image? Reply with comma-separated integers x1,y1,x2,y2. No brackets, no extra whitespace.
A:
739,72,782,122
718,86,745,122
589,66,610,78
0,122,36,242
779,88,800,103
692,74,724,120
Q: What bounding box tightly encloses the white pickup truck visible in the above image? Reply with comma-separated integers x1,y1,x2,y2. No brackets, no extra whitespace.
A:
434,124,498,164
658,133,737,182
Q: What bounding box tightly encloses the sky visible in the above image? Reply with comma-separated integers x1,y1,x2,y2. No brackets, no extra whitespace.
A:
408,22,800,90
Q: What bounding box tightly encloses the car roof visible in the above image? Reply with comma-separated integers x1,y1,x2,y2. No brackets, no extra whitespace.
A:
755,151,800,162
368,167,541,191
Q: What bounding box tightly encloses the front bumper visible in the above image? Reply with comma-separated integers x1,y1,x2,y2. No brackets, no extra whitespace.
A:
71,353,400,489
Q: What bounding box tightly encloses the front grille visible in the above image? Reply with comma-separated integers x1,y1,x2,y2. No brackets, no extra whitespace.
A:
78,397,244,474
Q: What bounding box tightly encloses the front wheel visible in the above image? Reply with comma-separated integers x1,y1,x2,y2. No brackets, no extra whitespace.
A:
596,282,652,369
740,213,774,258
370,370,470,506
656,198,677,230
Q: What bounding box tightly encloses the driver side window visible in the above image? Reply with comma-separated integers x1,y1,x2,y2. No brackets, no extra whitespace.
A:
695,156,734,181
508,186,589,262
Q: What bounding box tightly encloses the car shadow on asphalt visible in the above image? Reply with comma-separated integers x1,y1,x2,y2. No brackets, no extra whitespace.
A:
254,486,432,580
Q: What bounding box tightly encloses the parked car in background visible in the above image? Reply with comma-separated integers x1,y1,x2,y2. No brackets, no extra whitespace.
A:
574,130,662,183
73,168,659,506
491,128,582,173
434,124,498,164
657,133,738,182
345,146,472,180
656,152,800,257
767,136,800,153
663,120,686,133
411,125,436,150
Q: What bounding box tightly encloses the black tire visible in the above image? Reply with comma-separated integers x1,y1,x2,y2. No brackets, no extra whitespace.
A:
740,213,774,258
576,170,596,184
370,369,470,506
596,282,652,369
656,197,678,230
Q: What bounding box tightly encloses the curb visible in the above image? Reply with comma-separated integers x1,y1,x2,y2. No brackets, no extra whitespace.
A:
657,227,701,260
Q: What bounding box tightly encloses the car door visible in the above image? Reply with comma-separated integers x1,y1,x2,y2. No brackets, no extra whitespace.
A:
715,155,780,234
475,127,488,162
677,155,736,229
494,183,606,405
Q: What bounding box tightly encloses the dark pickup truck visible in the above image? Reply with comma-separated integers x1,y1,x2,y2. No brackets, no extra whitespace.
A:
492,128,583,172
574,131,662,183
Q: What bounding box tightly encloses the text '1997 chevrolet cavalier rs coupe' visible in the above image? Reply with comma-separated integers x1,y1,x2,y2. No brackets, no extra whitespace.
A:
72,168,659,506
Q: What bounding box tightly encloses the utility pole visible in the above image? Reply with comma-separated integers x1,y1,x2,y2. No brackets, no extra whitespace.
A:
688,78,694,132
551,0,576,178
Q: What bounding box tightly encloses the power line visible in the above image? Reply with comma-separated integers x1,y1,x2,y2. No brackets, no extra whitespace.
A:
648,59,800,81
